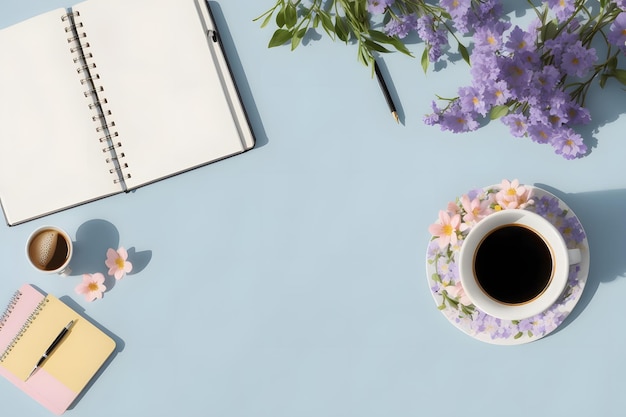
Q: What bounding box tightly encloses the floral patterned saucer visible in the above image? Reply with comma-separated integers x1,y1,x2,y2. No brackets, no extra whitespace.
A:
426,181,589,345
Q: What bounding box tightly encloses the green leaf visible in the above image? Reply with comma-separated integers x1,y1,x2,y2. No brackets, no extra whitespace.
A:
275,8,285,28
607,55,618,72
319,11,335,38
363,39,391,54
259,12,274,28
389,37,413,56
514,332,523,339
421,47,429,74
614,69,626,86
600,74,609,88
368,29,393,44
458,43,470,65
541,20,558,42
335,16,349,42
291,27,306,50
284,3,297,28
490,104,509,120
268,29,292,48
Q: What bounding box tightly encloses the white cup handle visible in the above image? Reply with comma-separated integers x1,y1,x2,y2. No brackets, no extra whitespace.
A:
58,266,72,277
568,248,581,265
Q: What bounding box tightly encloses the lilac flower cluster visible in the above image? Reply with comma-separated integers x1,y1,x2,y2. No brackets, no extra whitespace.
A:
426,20,594,158
366,0,503,64
422,2,626,159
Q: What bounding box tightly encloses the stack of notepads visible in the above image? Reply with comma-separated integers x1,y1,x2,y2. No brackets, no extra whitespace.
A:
0,284,116,414
0,0,255,226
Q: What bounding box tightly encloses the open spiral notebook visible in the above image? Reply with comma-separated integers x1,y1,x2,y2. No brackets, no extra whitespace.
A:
0,0,255,225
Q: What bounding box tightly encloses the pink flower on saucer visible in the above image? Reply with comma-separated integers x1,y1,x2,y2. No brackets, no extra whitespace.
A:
75,273,106,302
495,178,533,209
105,247,133,280
428,210,462,249
444,281,472,306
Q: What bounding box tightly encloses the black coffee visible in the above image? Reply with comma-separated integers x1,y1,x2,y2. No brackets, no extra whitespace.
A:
474,225,553,304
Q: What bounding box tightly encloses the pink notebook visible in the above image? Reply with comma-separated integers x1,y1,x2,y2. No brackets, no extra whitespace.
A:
0,284,115,414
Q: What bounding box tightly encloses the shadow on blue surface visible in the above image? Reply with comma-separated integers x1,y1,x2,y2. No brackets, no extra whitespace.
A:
68,219,152,293
535,183,626,333
209,1,268,149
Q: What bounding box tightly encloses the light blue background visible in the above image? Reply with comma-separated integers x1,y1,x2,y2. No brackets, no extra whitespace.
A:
0,0,625,416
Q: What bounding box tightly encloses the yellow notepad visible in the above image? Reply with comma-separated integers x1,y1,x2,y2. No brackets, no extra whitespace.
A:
0,285,115,413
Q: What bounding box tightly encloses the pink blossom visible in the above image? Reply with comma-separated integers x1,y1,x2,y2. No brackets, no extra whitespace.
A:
495,178,533,209
444,281,472,306
428,210,462,249
460,194,492,225
105,247,133,280
75,273,106,302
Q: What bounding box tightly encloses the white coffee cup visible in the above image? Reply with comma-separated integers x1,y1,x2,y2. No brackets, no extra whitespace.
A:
458,209,581,320
26,226,73,276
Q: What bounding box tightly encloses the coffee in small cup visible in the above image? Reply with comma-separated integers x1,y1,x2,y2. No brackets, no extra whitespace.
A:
474,224,553,305
459,209,581,320
26,226,73,275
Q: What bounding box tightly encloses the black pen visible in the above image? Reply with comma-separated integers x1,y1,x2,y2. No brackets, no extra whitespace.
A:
26,320,74,381
374,60,399,123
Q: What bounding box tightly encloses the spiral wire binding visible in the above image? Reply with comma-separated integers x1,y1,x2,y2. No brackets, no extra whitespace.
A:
0,290,22,333
62,11,131,187
0,297,50,363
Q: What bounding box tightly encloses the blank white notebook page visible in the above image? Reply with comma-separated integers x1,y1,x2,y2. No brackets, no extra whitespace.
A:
0,9,122,224
74,0,247,189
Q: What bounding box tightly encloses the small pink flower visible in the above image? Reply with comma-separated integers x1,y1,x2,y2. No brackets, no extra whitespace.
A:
75,273,106,302
495,178,533,209
105,247,133,280
428,210,462,249
444,281,472,306
460,194,492,225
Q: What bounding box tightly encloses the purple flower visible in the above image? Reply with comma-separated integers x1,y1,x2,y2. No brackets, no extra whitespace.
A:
560,216,586,245
414,15,449,62
439,103,479,133
440,0,472,32
470,50,500,82
565,103,591,126
560,41,597,77
532,65,561,94
458,85,488,116
527,123,554,144
547,0,576,23
545,31,578,68
498,55,534,98
473,0,504,28
366,0,394,14
423,101,442,126
550,128,587,159
608,12,626,54
436,256,459,284
384,13,418,39
502,112,529,137
505,26,534,53
518,316,546,336
532,196,561,218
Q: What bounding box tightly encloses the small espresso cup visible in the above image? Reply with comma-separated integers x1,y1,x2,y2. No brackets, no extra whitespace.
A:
458,209,581,321
25,226,73,276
